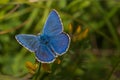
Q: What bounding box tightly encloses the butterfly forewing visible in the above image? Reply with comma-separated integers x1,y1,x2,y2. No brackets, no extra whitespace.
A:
43,10,63,36
15,34,39,52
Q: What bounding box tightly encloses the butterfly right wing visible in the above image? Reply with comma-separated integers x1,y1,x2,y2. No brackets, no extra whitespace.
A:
49,32,70,55
15,34,39,52
43,10,63,36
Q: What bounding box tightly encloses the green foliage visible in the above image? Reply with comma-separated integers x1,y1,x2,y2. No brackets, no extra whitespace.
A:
0,0,120,80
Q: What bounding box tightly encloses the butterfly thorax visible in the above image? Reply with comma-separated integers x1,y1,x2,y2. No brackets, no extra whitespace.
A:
38,35,49,45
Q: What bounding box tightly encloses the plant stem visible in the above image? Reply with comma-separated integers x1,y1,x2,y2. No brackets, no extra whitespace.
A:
33,63,41,80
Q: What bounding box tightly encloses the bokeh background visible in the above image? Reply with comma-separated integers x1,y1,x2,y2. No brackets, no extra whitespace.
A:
0,0,120,80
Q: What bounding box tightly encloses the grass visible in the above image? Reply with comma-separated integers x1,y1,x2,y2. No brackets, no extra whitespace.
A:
0,0,120,80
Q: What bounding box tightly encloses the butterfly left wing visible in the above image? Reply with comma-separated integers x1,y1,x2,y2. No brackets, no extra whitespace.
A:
16,34,56,63
15,34,39,52
35,44,55,63
49,32,70,55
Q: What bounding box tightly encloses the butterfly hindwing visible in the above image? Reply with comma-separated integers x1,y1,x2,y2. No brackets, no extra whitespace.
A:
35,44,55,63
43,10,63,36
15,34,39,52
49,32,70,55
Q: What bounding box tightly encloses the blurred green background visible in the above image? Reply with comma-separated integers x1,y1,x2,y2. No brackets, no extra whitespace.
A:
0,0,120,80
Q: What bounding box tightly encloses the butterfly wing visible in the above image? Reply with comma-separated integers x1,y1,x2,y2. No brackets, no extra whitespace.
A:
15,34,39,52
16,34,55,63
43,10,70,56
43,10,63,36
49,32,70,55
35,44,55,63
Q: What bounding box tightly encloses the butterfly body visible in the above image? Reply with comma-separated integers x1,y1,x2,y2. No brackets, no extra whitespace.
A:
38,34,49,45
15,10,70,63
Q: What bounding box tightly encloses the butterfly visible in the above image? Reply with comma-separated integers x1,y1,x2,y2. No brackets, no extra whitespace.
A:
15,9,70,63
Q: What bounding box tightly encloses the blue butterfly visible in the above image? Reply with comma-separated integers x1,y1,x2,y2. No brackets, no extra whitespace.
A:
15,9,70,63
